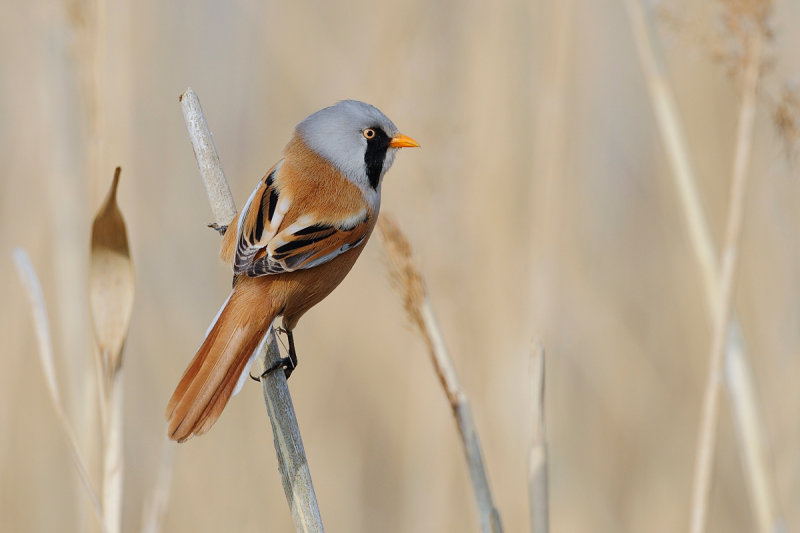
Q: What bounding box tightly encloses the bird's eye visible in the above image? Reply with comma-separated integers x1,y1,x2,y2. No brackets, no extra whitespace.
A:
363,128,376,139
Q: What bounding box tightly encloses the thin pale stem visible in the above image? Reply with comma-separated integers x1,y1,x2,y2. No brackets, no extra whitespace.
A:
102,372,124,533
689,30,763,533
624,0,718,299
528,342,548,533
419,300,503,533
624,3,779,531
12,249,107,532
377,215,503,533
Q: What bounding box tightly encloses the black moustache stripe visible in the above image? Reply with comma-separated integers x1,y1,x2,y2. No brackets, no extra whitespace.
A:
364,127,391,189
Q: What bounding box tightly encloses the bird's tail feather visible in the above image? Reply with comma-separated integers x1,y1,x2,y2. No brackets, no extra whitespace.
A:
166,282,278,442
232,325,271,397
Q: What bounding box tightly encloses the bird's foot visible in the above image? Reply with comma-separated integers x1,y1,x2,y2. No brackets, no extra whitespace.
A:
250,328,298,381
208,222,228,236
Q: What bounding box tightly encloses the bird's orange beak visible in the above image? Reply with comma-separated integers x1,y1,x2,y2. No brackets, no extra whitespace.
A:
389,133,420,148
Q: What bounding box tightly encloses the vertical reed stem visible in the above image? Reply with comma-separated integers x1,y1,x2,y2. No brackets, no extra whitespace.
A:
179,87,324,532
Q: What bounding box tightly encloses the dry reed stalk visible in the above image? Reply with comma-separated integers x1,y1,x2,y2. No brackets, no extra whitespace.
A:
690,26,763,533
723,327,779,533
12,249,107,532
40,4,94,528
70,1,113,529
624,0,718,287
101,376,123,533
179,87,324,532
378,215,503,533
179,88,238,226
527,6,567,528
624,2,779,532
528,342,548,533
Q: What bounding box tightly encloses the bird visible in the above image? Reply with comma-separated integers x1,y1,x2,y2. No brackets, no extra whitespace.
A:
166,100,419,442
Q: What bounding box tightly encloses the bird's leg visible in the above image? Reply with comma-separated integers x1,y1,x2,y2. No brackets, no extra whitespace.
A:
251,328,298,381
207,222,228,236
285,329,298,379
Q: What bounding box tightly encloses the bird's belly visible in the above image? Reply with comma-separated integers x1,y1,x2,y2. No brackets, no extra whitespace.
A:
276,241,369,330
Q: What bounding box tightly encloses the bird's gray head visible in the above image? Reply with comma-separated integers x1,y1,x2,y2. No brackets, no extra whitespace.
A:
295,100,418,197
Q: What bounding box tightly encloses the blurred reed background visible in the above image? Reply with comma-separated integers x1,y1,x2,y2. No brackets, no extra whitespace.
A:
2,0,800,532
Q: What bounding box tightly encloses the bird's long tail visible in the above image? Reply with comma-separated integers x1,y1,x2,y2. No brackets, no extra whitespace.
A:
166,279,279,442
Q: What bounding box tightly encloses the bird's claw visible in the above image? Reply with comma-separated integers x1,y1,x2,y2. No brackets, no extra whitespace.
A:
249,355,296,382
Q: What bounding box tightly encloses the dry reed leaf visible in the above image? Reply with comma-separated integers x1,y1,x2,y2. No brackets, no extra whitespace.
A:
90,167,132,533
89,167,134,378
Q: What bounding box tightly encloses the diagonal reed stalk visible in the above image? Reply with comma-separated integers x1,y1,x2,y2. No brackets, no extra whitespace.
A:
689,27,763,533
624,2,778,532
378,215,503,533
13,249,107,532
179,87,324,532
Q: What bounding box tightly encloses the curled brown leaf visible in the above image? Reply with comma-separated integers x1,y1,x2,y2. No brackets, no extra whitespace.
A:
89,167,134,380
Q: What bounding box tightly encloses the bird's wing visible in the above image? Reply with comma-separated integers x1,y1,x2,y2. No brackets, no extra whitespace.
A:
232,163,371,277
230,162,289,273
244,215,369,276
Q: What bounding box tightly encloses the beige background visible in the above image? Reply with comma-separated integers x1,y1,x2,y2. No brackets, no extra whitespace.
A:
2,1,800,532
